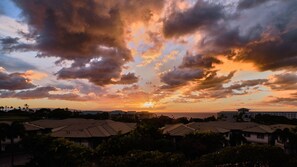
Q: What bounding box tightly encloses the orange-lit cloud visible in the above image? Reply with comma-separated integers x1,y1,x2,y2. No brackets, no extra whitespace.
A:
23,70,48,80
1,0,297,112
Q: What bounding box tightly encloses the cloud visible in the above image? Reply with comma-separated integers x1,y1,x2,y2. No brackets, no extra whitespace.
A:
0,37,21,52
193,71,235,90
0,86,92,101
265,72,297,90
140,31,164,66
22,70,48,80
220,0,297,71
237,0,269,10
163,0,224,38
235,29,297,71
185,77,266,100
0,70,36,90
0,55,35,71
57,57,138,86
162,0,297,72
3,0,165,86
117,73,139,85
72,81,105,95
266,93,297,106
228,79,267,91
160,52,222,89
0,3,4,15
179,53,221,69
160,68,204,88
121,84,139,92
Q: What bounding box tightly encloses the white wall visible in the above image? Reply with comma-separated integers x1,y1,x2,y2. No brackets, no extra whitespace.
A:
244,133,269,144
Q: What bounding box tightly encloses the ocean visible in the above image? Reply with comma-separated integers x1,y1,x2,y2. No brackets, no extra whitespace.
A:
154,112,217,119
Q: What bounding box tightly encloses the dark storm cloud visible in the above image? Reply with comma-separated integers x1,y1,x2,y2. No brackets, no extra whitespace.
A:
184,77,266,100
160,52,221,89
117,73,139,85
237,0,270,9
235,29,297,71
161,68,204,88
193,71,235,90
11,86,56,99
0,86,91,101
163,0,297,72
0,71,36,90
0,55,35,71
213,0,297,71
200,25,263,56
5,0,164,86
163,0,224,38
0,37,20,52
179,53,221,69
57,57,138,86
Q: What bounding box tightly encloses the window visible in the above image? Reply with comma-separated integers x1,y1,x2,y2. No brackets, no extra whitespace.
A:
244,133,250,137
257,134,265,139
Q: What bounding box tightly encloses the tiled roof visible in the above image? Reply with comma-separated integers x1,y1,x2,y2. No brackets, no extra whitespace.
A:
162,121,295,136
23,122,44,131
162,124,195,136
29,118,136,138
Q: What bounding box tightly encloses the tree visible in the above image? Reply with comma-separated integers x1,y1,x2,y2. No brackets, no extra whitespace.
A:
229,130,247,146
0,123,9,153
187,145,288,167
48,108,72,119
177,132,226,159
24,104,29,111
97,150,185,167
275,128,297,155
5,122,25,166
22,135,93,167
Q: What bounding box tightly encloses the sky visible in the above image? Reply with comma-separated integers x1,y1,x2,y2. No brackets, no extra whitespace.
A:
0,0,297,112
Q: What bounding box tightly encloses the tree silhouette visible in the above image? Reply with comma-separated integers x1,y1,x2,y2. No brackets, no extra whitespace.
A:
0,123,9,153
5,122,25,166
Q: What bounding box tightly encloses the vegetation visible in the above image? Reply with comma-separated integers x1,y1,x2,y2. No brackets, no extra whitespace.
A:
186,145,297,167
0,118,296,167
2,105,297,166
253,114,297,125
22,135,93,167
0,121,25,166
97,150,185,167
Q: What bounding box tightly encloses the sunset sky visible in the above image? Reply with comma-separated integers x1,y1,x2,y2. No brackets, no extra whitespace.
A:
0,0,297,112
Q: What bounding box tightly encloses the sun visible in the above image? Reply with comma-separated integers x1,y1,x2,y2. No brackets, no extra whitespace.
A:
143,102,155,108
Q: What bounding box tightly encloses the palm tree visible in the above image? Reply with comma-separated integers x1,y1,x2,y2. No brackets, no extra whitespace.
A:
24,104,29,111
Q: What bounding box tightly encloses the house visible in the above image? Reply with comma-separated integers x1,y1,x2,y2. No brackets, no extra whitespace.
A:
27,118,136,148
218,108,297,121
162,121,295,148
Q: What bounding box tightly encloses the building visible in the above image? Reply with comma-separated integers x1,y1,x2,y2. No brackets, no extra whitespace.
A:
162,121,295,147
218,108,297,121
27,118,136,148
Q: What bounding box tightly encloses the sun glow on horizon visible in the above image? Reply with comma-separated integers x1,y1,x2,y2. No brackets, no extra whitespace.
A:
143,102,155,108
